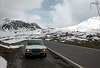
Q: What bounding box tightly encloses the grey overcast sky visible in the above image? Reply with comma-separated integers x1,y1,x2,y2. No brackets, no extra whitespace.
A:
0,0,99,27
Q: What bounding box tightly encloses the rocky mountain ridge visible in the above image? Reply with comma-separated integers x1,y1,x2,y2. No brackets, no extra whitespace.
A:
0,18,41,30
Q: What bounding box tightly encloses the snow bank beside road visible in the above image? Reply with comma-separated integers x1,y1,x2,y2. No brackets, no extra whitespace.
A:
3,38,26,44
0,44,24,49
0,56,7,68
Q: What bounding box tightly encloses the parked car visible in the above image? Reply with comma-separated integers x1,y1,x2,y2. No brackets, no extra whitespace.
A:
25,39,47,58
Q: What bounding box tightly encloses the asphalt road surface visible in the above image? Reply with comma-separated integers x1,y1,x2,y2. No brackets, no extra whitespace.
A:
7,41,73,68
44,40,100,68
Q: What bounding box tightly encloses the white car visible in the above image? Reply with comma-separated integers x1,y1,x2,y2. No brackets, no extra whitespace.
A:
25,39,47,58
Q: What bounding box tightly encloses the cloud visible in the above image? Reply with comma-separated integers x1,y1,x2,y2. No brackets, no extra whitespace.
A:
26,15,41,23
49,0,98,27
0,0,43,21
0,0,99,28
50,0,73,27
69,0,98,24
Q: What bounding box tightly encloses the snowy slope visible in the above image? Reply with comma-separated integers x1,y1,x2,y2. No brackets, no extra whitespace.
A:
0,56,7,68
0,16,100,44
67,17,100,32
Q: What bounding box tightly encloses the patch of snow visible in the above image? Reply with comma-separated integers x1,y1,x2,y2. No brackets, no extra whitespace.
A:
0,56,7,68
93,37,100,40
78,35,87,38
3,38,26,44
66,36,87,41
9,45,24,48
60,41,65,42
0,44,24,49
45,39,51,41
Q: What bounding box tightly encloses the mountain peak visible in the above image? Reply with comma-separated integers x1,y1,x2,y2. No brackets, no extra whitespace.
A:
1,19,41,30
67,17,100,32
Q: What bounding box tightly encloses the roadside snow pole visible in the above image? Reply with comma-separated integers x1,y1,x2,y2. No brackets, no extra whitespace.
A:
90,0,100,17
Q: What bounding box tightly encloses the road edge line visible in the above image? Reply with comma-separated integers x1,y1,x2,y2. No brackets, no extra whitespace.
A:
48,47,84,68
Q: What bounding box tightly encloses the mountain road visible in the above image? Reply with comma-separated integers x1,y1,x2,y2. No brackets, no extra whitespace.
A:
44,40,100,68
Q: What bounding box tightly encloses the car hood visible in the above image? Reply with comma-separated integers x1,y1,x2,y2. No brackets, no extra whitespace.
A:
26,45,47,49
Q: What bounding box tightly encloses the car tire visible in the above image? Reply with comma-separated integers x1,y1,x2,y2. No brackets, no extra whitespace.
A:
43,54,47,58
25,54,29,59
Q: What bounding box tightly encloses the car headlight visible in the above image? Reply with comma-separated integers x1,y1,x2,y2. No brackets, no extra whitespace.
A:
26,49,30,52
43,49,47,52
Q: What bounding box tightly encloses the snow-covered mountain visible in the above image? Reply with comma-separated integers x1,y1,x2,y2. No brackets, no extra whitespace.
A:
67,17,100,32
0,17,100,45
46,17,100,33
0,18,41,30
0,16,100,33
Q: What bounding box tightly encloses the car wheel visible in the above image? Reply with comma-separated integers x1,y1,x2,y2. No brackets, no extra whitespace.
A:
43,54,47,58
25,54,29,59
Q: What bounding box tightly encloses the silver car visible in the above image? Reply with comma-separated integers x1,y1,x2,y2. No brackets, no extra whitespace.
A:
25,39,47,58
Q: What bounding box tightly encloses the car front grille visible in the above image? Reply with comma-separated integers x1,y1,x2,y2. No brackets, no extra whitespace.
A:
32,49,41,52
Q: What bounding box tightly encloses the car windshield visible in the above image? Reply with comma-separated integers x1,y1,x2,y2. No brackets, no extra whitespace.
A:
27,40,43,45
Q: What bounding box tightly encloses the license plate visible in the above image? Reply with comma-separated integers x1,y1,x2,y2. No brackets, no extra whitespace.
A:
34,53,40,55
